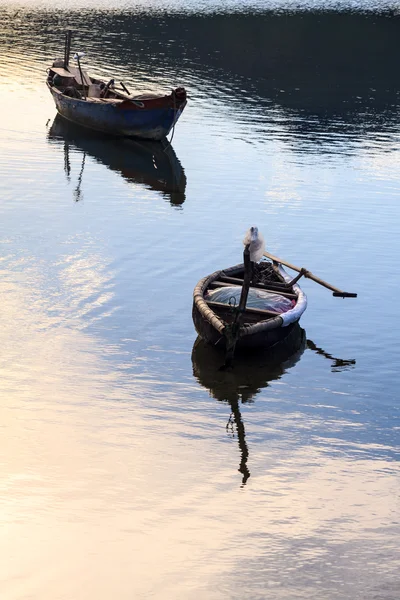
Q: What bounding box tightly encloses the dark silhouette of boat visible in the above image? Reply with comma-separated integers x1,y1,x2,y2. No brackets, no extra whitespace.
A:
47,114,186,206
192,323,306,404
191,324,306,485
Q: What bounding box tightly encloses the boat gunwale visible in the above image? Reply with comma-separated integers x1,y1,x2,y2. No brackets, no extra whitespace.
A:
47,81,182,109
193,270,226,335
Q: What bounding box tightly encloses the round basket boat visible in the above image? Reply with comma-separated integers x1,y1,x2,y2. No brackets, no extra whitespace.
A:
192,260,307,352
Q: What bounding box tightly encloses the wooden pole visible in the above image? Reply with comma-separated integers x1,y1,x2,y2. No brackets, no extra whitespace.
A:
224,244,252,368
64,30,72,70
238,244,252,312
64,32,67,69
263,250,357,298
76,55,86,100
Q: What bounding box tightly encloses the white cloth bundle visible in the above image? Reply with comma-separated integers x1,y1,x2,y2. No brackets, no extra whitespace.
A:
243,226,265,262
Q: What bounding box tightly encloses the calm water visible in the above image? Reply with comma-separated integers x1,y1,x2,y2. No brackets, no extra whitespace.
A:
1,2,400,598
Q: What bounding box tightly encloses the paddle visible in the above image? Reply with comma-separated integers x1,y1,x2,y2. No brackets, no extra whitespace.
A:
263,251,357,298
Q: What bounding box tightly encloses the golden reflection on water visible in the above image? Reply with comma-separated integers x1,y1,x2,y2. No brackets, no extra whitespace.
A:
1,8,400,599
0,272,398,599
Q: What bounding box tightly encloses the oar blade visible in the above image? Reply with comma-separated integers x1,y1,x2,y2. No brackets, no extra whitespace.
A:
332,292,358,298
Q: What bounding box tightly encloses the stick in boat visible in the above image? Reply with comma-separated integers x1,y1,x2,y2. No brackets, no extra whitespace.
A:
224,243,253,369
263,250,357,298
73,52,87,100
238,244,252,313
64,30,72,70
120,81,131,95
223,227,266,368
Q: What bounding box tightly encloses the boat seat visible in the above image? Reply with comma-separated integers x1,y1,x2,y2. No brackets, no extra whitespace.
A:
51,65,91,87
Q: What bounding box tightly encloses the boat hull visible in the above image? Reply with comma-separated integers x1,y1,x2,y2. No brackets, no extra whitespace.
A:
192,301,299,351
192,262,307,352
48,85,186,141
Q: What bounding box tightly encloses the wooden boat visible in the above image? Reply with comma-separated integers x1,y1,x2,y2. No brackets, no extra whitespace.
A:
46,32,187,141
193,226,357,360
193,259,308,353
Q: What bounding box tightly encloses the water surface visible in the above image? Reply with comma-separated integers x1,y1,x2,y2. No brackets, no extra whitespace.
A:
0,2,399,599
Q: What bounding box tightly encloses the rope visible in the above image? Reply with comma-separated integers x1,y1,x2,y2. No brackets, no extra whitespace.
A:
163,91,178,151
222,297,242,358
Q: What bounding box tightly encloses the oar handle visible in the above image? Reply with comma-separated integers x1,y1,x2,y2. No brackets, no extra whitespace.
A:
263,251,357,298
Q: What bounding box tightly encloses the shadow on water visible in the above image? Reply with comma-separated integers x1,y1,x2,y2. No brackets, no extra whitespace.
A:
192,325,356,486
306,339,356,372
47,115,187,206
192,324,307,486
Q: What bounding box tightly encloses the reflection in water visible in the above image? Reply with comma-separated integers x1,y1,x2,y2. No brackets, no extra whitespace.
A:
307,338,356,372
192,328,357,485
73,151,86,202
47,115,186,206
192,324,306,403
192,324,306,485
226,401,250,486
1,4,399,598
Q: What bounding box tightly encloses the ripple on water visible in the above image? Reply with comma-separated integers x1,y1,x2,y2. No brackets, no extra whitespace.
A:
1,2,400,599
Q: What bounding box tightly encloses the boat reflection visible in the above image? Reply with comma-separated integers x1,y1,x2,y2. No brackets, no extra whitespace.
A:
47,114,186,206
192,328,356,485
306,339,356,372
192,325,306,404
192,324,306,486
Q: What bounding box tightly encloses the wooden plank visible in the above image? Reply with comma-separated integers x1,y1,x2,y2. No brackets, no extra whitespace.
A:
220,274,288,288
51,66,74,78
206,300,281,319
208,280,297,299
51,65,92,86
219,275,295,295
69,66,92,87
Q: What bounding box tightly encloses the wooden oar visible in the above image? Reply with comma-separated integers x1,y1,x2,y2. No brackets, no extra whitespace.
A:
263,251,357,298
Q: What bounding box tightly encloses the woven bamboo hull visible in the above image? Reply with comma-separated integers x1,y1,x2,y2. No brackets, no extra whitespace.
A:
192,302,298,351
192,261,307,352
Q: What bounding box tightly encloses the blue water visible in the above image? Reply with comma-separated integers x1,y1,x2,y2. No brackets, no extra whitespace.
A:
0,2,399,599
